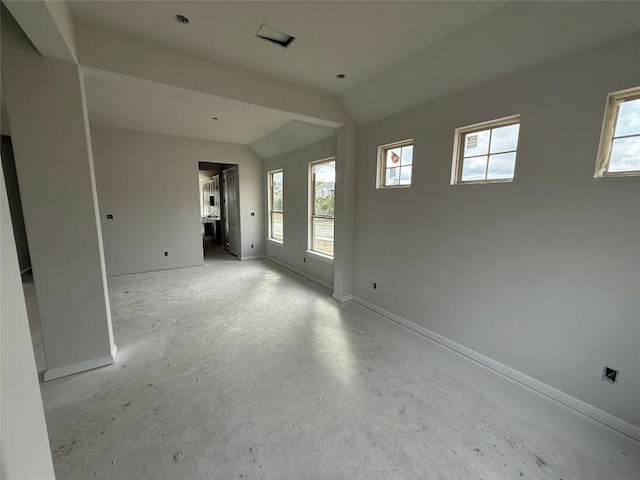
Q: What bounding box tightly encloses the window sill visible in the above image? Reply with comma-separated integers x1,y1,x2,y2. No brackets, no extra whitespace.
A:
306,250,334,264
267,238,284,247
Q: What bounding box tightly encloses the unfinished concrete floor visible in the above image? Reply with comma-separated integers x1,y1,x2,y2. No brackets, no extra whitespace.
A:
26,247,640,479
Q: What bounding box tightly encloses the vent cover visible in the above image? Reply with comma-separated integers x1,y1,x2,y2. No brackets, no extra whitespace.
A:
256,24,295,48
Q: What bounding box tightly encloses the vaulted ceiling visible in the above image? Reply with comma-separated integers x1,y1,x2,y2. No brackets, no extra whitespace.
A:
3,1,640,158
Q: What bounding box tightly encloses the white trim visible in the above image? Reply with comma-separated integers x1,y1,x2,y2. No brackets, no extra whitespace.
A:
44,344,118,382
107,262,203,277
20,266,32,276
265,256,332,291
267,238,284,247
240,255,266,261
351,295,640,442
332,293,353,303
305,249,334,264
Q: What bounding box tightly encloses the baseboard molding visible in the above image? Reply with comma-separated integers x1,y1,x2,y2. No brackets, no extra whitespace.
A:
107,262,203,277
241,255,266,261
332,294,353,303
265,256,332,291
20,266,32,276
44,344,118,382
351,295,640,442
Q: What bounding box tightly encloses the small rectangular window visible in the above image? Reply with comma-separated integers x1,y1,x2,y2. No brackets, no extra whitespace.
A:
377,139,413,188
267,169,283,242
309,158,335,258
595,87,640,177
451,115,520,184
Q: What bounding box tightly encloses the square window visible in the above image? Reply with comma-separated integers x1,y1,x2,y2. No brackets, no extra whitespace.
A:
451,116,520,184
267,169,283,242
595,87,640,177
377,139,414,188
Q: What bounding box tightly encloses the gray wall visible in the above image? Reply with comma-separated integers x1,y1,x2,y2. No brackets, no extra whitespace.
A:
1,163,55,480
91,126,265,276
352,33,640,426
1,136,30,272
264,136,337,287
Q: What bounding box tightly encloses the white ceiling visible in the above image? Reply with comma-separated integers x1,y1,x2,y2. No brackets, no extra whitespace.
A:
68,1,506,95
11,1,639,158
83,73,294,145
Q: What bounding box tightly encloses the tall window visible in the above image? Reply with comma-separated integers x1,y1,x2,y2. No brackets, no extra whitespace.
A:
595,86,640,177
377,139,413,188
268,169,283,242
309,158,335,258
452,115,520,184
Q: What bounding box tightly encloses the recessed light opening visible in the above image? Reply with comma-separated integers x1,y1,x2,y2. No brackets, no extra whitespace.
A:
175,14,189,24
256,24,295,48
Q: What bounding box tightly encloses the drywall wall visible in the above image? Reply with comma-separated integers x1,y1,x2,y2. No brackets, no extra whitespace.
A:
2,8,116,378
1,136,30,272
91,126,264,275
352,32,640,427
1,157,55,480
264,136,337,287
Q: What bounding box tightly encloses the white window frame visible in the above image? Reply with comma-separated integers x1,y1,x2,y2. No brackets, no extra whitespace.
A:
377,138,414,188
267,169,283,244
594,86,640,178
308,157,335,261
451,114,521,185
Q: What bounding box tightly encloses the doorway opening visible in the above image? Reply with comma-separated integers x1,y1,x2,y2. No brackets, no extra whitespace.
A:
198,161,240,261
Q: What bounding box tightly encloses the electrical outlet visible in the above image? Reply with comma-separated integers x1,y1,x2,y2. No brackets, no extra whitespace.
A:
372,282,377,289
303,257,306,263
106,214,114,219
164,251,168,257
602,366,619,384
251,244,254,248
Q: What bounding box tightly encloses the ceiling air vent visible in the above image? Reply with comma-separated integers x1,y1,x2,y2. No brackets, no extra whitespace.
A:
256,24,295,48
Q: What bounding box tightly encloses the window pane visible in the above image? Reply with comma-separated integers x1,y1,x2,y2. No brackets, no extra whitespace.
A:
461,156,487,181
385,167,399,186
614,98,640,137
401,145,413,166
271,171,283,212
609,136,640,172
312,217,334,256
386,148,402,168
464,129,490,157
271,212,283,241
312,161,335,216
490,124,520,153
399,166,412,185
487,152,516,179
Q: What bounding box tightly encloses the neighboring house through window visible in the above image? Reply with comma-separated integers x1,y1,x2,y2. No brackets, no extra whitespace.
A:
309,158,335,258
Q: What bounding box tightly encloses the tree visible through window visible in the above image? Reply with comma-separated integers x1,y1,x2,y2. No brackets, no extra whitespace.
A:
595,87,640,177
310,158,335,257
452,115,520,184
268,169,283,242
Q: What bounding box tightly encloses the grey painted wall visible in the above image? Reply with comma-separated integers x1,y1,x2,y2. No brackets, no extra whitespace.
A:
1,136,30,272
2,10,116,376
264,136,337,287
91,126,265,276
352,33,640,427
1,167,55,479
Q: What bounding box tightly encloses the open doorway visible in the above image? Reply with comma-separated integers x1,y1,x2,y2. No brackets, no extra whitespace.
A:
198,161,239,260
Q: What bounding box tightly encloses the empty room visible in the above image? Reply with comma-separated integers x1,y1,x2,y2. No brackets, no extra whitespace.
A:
1,1,639,479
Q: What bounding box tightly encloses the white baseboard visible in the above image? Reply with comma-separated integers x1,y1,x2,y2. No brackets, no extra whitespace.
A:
351,295,640,442
241,255,266,261
107,262,203,277
265,256,332,291
332,294,353,303
44,344,118,382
